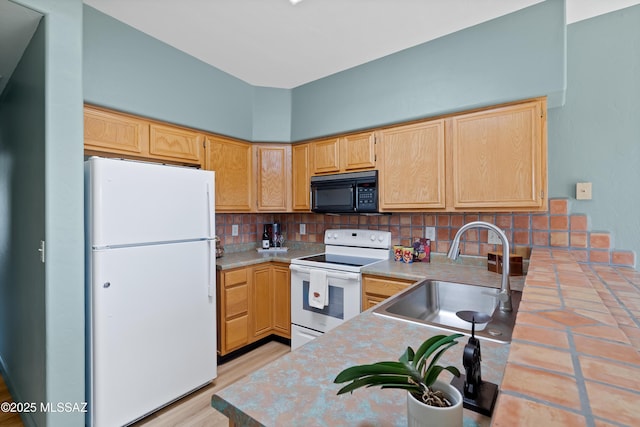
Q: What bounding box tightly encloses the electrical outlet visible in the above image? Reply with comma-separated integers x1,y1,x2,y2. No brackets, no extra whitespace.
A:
488,230,502,245
576,182,592,200
231,224,239,236
424,226,436,240
300,224,306,235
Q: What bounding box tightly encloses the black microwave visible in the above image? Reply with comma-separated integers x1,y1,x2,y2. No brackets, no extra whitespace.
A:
310,170,378,214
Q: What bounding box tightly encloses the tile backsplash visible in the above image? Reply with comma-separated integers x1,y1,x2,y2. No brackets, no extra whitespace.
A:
215,198,635,268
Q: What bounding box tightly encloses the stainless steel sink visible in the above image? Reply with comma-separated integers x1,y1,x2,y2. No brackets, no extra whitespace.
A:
373,280,522,343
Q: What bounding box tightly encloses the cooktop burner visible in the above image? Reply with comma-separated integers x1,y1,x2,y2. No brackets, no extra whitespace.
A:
296,253,382,268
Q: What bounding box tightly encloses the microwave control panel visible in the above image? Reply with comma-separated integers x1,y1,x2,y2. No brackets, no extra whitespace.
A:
356,185,377,211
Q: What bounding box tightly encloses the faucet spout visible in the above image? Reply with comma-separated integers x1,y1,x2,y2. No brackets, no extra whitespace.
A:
447,221,512,312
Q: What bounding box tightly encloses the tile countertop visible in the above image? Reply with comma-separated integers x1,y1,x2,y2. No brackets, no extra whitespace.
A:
212,248,640,426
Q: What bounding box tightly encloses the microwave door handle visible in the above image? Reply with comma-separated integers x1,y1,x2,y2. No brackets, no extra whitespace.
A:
351,185,357,212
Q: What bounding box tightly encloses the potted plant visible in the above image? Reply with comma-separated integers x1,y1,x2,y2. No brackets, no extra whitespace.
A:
334,333,464,427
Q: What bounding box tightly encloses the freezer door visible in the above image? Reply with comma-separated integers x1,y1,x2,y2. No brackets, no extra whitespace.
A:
86,157,215,247
89,241,216,427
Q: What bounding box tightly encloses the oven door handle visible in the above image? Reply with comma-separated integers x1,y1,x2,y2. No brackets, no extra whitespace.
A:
289,264,361,281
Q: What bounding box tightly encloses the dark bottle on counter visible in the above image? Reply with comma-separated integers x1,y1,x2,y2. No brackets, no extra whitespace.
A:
261,225,270,249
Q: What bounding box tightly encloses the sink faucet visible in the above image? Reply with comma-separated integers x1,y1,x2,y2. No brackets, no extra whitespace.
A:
447,221,512,312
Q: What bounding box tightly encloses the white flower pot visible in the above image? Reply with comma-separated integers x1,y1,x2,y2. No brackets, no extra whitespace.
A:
407,380,463,427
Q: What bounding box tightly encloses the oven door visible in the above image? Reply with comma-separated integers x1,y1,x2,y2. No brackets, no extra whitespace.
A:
290,264,361,334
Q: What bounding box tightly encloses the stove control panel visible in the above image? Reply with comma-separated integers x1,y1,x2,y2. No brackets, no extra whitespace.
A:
324,229,392,249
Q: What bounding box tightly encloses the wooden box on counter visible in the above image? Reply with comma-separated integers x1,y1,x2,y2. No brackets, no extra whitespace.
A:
487,251,523,276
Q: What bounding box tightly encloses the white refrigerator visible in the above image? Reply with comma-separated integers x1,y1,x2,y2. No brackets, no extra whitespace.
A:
85,157,217,427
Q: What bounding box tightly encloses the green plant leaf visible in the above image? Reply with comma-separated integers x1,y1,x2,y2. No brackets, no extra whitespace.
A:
334,362,409,383
424,341,461,378
334,333,464,399
336,375,420,395
415,334,463,367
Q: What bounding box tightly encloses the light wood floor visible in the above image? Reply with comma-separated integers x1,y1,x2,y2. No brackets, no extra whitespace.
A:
0,340,290,427
0,374,23,427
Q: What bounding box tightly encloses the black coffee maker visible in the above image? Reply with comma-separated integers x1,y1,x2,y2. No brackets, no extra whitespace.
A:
271,222,281,247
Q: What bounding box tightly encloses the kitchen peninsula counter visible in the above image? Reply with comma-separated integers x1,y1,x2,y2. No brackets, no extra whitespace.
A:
212,248,640,426
212,298,506,427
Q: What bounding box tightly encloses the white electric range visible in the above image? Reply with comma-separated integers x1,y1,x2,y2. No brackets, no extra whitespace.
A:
289,229,392,350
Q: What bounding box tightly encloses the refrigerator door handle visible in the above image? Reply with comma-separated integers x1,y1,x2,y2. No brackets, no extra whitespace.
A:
206,182,214,239
207,240,214,297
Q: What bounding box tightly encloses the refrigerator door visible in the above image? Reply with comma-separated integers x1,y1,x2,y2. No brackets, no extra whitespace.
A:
89,241,216,427
86,157,215,247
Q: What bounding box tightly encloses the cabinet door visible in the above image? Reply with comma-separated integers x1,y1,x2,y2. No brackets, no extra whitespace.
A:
207,136,253,212
312,138,341,174
84,106,150,157
218,268,250,355
292,143,312,211
250,266,274,341
254,144,291,212
342,132,376,171
378,120,446,210
362,275,414,311
149,123,202,166
450,99,547,210
272,264,291,338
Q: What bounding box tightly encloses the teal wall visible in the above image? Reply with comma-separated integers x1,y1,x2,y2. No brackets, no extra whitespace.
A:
291,0,566,140
83,5,256,141
252,86,292,142
82,0,640,262
0,18,47,427
548,4,640,258
0,0,85,426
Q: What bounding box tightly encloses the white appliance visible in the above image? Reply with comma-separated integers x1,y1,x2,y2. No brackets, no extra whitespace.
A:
289,229,391,350
85,157,217,427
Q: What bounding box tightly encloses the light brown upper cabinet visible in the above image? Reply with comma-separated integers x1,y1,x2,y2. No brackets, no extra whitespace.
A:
449,98,547,211
253,144,292,212
291,143,313,211
311,131,376,175
377,120,446,210
84,105,203,167
84,105,150,158
342,132,377,171
149,123,203,165
206,135,253,212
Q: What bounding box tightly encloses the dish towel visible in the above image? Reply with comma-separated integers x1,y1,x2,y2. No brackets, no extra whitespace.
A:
309,270,328,309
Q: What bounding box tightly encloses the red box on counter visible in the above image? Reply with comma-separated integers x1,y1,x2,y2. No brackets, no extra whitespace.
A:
412,238,431,262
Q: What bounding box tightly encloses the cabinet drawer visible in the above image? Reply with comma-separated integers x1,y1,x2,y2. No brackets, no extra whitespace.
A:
225,315,249,351
224,268,248,287
225,284,248,319
364,276,414,298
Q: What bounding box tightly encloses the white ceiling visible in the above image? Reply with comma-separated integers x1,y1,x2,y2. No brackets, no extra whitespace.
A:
81,0,640,89
1,0,639,95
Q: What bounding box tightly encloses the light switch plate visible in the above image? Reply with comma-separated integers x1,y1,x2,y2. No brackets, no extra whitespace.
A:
300,224,306,235
488,230,503,245
424,227,436,240
231,224,239,236
576,182,592,200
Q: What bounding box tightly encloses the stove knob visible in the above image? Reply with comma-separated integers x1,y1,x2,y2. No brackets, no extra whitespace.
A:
370,234,376,241
332,233,338,239
378,235,385,242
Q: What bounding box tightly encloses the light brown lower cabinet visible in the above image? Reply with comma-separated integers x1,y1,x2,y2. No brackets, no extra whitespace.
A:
218,263,291,356
362,275,415,311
